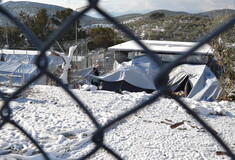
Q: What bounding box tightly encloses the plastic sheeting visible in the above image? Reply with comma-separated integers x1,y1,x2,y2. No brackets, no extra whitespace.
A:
168,64,222,101
90,56,158,91
91,56,222,101
0,61,38,85
0,53,64,85
3,54,37,64
0,54,63,67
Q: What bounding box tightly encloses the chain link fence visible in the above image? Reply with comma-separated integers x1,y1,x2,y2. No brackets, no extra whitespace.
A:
0,0,235,159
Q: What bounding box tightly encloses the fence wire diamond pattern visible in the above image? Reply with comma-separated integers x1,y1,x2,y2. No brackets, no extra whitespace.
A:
0,0,235,159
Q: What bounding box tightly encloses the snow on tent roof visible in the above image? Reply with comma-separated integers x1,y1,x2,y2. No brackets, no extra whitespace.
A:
0,52,64,67
0,50,64,85
90,55,221,101
0,49,51,55
89,56,159,91
3,54,37,64
98,65,157,90
0,61,37,75
0,61,38,84
108,40,214,55
168,64,222,101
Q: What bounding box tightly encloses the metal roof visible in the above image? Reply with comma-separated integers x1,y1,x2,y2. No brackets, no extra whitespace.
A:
108,40,214,55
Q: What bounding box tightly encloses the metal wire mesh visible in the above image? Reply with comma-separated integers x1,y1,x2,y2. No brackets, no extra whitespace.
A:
0,0,235,159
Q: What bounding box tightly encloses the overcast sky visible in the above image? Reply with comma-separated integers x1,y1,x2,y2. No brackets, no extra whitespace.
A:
1,0,235,17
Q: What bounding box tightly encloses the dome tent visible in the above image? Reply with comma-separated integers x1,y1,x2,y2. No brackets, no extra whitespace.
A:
89,56,159,93
168,64,222,101
99,65,157,93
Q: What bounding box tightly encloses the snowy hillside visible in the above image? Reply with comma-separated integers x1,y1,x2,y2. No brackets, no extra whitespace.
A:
0,85,235,160
116,9,235,41
0,1,102,27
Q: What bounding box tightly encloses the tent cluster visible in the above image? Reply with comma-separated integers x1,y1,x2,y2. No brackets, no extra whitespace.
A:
89,55,222,101
0,43,222,101
0,53,63,86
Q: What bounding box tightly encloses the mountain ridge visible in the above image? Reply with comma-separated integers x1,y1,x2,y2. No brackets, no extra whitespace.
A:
0,1,234,26
0,1,101,26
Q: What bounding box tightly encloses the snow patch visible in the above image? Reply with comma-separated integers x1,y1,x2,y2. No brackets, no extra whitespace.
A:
79,84,97,91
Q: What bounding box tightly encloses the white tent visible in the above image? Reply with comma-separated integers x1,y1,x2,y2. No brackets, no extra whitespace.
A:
0,61,39,85
89,55,222,101
100,65,156,90
90,56,158,92
0,51,64,85
168,64,222,101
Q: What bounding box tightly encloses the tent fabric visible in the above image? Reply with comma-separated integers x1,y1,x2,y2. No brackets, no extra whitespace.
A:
90,56,158,92
87,56,222,101
0,61,37,74
0,53,64,85
89,56,221,101
101,80,154,93
98,65,157,90
3,54,37,64
168,64,222,101
0,61,38,84
0,54,64,67
0,61,21,73
131,56,159,82
47,55,64,68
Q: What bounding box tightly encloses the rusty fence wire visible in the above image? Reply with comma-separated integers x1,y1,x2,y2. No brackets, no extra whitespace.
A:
0,0,235,159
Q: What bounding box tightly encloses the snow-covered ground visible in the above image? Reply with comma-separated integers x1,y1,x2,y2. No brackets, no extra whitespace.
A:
121,17,142,24
0,85,235,160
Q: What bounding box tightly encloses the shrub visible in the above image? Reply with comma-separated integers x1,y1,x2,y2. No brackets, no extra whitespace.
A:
149,12,165,19
211,37,235,100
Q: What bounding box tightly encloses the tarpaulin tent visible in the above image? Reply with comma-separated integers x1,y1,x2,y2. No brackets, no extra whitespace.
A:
168,64,222,101
98,65,157,93
0,52,64,86
89,56,222,101
1,54,63,67
89,56,159,93
0,61,38,85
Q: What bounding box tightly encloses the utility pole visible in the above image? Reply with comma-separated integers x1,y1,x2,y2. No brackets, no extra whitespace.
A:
74,6,88,69
75,17,78,45
5,23,9,48
75,7,84,69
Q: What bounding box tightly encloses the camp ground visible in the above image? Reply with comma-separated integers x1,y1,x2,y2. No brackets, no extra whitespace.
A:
88,40,222,101
0,40,223,101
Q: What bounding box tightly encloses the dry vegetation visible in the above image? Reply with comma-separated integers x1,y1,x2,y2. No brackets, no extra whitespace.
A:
117,11,235,100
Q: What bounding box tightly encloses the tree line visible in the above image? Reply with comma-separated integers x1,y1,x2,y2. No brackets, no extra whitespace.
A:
0,8,121,51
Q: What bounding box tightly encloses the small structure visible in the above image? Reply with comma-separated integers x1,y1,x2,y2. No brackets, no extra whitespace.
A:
108,40,214,64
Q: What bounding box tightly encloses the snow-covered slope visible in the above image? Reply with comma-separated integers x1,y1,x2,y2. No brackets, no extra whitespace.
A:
0,85,235,159
0,1,102,27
